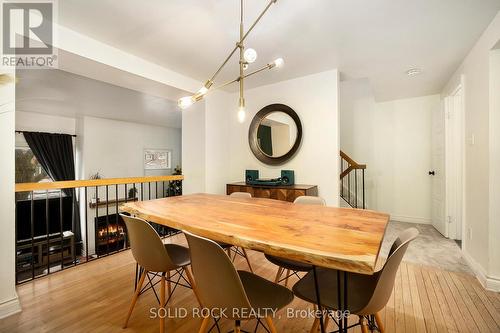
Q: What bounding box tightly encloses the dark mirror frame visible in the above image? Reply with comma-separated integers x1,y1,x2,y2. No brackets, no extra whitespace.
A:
248,103,302,166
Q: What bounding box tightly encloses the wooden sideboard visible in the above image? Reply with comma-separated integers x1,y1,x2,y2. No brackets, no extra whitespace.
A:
226,182,318,202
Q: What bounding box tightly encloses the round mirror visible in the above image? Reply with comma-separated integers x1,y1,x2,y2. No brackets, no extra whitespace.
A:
249,104,302,165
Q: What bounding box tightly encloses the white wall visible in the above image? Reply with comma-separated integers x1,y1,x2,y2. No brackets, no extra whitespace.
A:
16,111,76,135
489,48,500,281
340,79,437,223
203,70,340,206
78,116,181,179
182,103,206,194
442,12,500,290
0,70,21,318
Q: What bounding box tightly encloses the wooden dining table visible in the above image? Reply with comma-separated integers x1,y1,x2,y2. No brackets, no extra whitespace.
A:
121,193,390,333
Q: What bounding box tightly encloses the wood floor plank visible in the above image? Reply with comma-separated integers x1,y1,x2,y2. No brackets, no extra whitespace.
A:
407,265,428,333
427,267,457,332
1,240,499,333
451,272,497,332
466,276,500,328
434,268,469,333
442,270,480,332
421,267,447,332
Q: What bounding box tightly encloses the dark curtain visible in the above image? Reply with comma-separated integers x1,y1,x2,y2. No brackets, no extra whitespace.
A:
24,132,82,250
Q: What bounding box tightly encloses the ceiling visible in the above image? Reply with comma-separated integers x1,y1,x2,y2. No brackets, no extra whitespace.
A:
16,69,181,128
58,0,500,101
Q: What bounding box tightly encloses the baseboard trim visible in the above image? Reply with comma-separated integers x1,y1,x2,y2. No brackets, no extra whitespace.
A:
390,214,432,224
462,250,500,292
0,296,21,320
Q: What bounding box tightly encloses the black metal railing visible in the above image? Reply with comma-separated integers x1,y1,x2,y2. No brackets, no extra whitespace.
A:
14,175,183,284
340,151,366,209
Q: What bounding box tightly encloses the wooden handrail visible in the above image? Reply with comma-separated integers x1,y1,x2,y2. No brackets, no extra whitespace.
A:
340,151,366,180
15,175,184,192
340,151,366,169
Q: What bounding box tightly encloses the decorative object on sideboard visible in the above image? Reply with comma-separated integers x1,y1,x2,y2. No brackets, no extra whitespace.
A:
249,104,302,165
176,0,284,123
244,169,295,186
144,149,171,170
280,170,295,185
245,170,259,183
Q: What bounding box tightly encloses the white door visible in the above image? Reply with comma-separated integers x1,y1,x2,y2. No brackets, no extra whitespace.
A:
431,97,447,236
445,84,464,240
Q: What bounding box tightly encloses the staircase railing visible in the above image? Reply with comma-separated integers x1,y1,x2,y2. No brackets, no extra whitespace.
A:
340,151,366,209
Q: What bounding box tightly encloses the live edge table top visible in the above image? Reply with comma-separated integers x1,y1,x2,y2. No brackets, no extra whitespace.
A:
121,193,390,275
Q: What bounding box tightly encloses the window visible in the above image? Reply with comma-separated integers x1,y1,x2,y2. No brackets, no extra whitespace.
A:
15,133,56,200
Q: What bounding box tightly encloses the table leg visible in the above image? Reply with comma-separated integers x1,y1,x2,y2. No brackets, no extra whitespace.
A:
337,270,343,332
338,271,349,333
312,266,326,333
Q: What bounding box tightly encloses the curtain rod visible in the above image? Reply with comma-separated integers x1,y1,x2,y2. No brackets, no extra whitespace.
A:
15,130,77,138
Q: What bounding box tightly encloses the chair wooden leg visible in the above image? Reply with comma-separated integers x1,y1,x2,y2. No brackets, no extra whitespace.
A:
198,316,211,333
235,320,242,333
166,270,171,298
160,273,166,333
185,266,203,307
374,312,385,333
360,316,369,333
284,269,290,287
265,316,278,333
123,269,147,328
241,248,253,272
309,318,320,333
274,267,283,283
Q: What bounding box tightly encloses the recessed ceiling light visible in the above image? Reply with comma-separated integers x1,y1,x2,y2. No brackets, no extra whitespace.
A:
406,68,422,77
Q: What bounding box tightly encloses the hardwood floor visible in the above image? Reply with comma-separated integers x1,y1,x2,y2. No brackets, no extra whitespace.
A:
1,234,499,333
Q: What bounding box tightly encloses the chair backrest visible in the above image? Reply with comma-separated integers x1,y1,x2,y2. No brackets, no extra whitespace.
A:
120,214,176,272
230,192,252,198
359,228,419,315
184,232,252,317
294,196,326,206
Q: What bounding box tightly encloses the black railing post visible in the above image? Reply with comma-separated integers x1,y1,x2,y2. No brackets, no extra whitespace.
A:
347,166,351,205
355,170,358,208
105,185,109,256
362,169,366,209
59,190,64,270
85,187,88,263
45,190,50,275
95,186,99,258
30,191,35,281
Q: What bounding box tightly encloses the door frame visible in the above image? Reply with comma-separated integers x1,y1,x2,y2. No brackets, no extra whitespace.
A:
444,75,466,242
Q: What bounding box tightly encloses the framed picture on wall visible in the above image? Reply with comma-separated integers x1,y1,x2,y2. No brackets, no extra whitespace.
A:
144,149,172,170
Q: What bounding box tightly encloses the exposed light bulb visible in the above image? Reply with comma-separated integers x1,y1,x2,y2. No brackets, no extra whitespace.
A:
244,48,258,63
273,57,284,68
237,106,246,123
178,96,194,109
197,86,208,95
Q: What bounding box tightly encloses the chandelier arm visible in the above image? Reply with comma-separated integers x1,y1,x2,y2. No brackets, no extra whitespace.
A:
211,62,275,91
208,0,278,83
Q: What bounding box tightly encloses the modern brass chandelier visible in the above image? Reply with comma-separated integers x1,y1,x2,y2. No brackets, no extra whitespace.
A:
177,0,283,123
